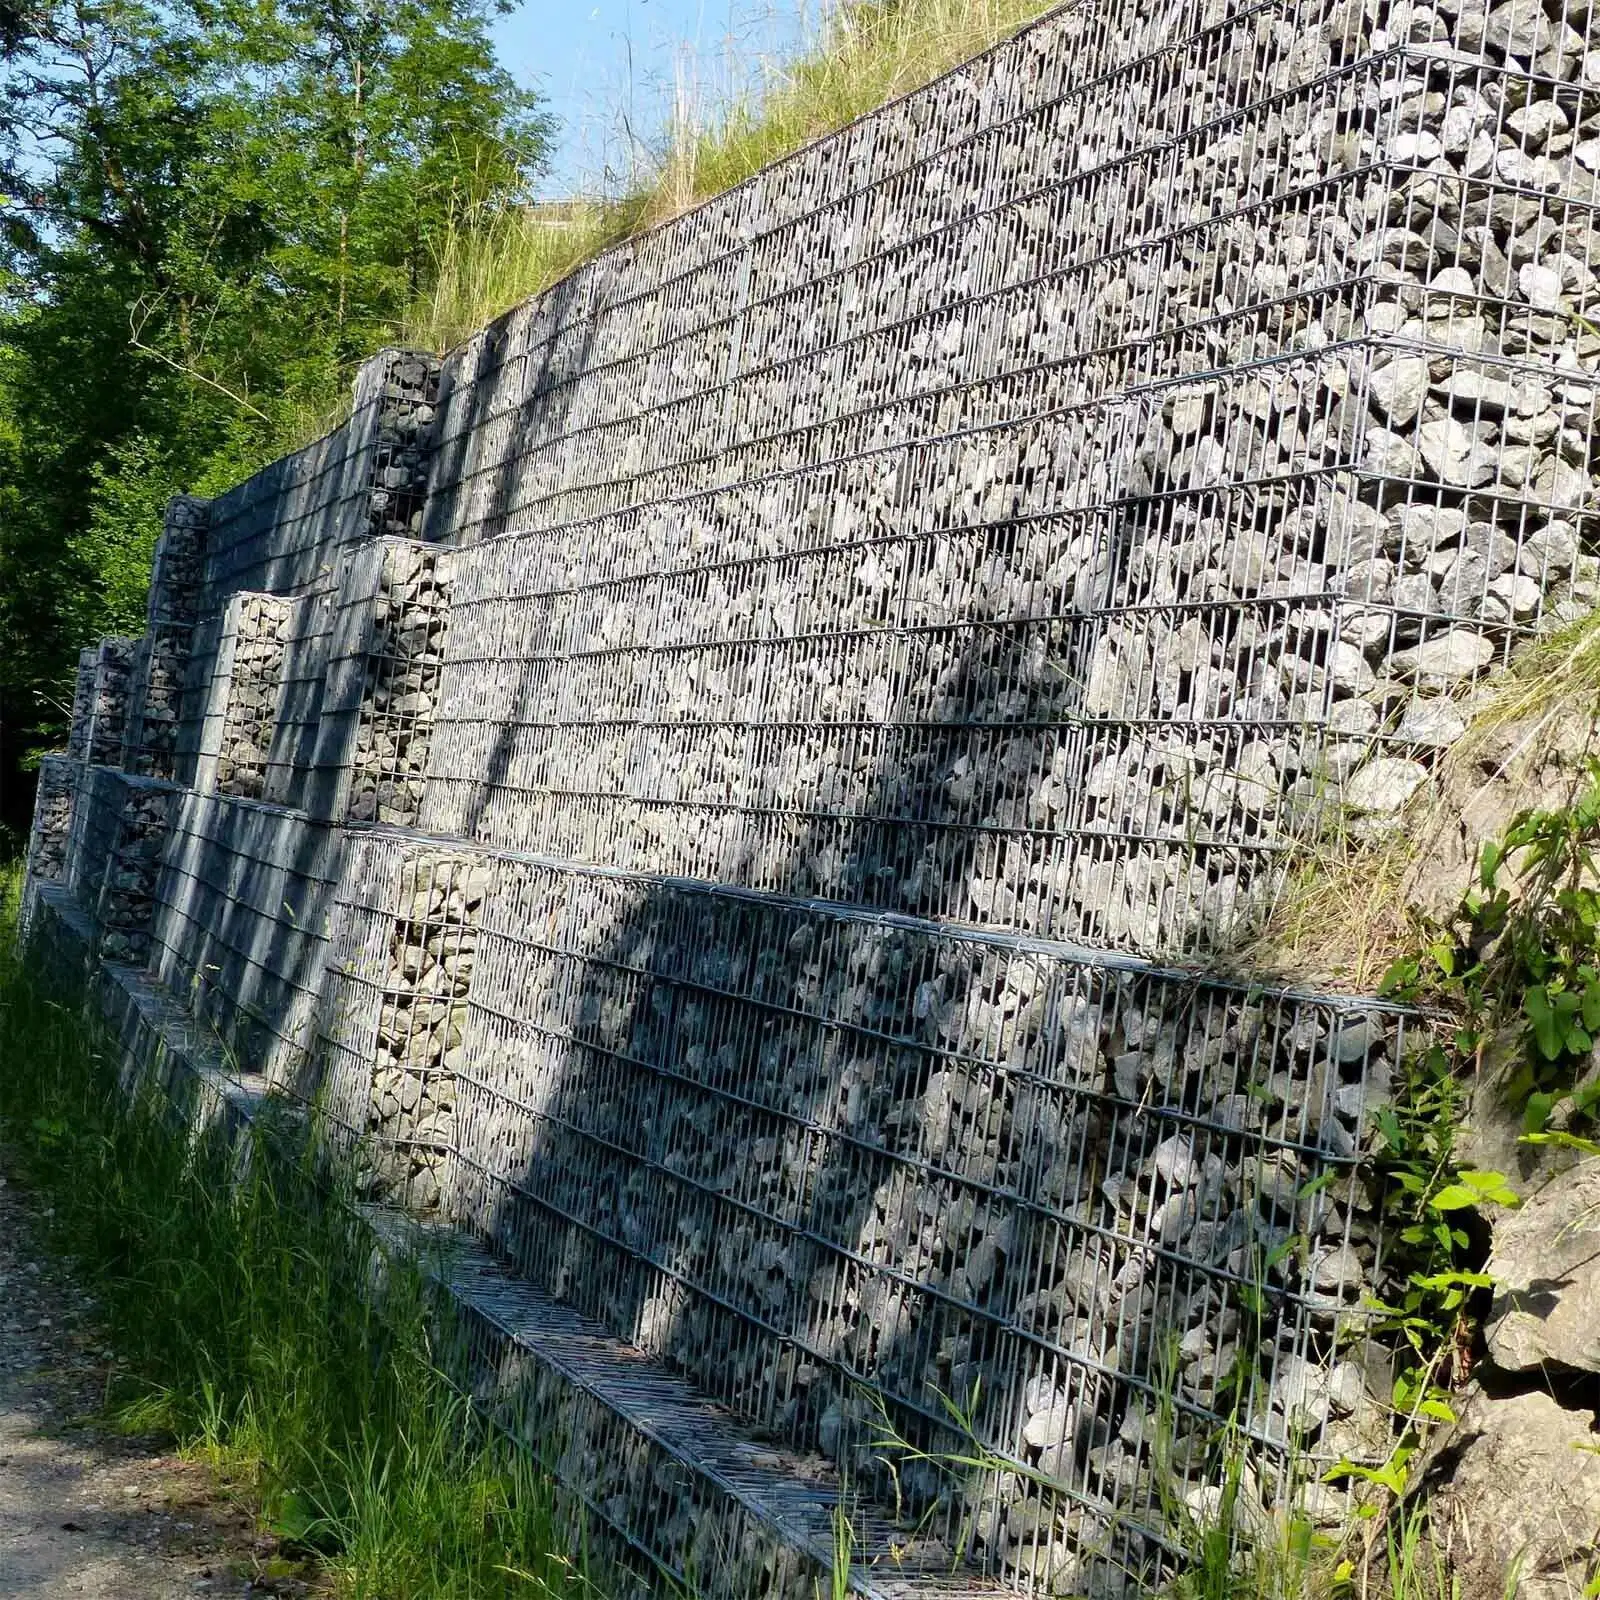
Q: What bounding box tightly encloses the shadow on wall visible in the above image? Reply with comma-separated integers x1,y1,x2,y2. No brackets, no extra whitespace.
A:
446,484,1385,1586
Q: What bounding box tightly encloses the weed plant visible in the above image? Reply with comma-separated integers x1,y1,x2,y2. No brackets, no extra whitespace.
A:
0,869,594,1600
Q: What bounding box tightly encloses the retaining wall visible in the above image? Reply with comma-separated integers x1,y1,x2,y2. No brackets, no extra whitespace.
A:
23,0,1600,1592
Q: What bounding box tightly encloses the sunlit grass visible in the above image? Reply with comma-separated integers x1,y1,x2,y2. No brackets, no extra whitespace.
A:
0,866,596,1600
399,0,1060,354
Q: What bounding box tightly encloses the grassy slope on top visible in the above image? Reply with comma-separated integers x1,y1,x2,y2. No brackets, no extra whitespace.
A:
397,0,1062,358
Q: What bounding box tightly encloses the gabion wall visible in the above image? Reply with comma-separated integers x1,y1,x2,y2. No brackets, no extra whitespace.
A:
148,793,343,1087
211,594,294,800
318,833,1399,1590
26,756,79,887
91,776,178,968
418,0,1600,961
25,1,1600,1592
122,496,211,780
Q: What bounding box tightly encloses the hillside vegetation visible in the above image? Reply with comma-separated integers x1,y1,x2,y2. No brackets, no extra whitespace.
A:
403,0,1060,354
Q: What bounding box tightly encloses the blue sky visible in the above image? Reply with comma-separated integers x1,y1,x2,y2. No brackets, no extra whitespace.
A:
492,1,810,197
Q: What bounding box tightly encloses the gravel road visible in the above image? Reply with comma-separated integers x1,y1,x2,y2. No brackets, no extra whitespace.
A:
0,1166,313,1598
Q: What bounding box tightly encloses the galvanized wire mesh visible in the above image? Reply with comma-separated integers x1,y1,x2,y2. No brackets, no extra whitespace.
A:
26,756,79,888
174,353,442,786
320,829,1400,1589
208,594,294,800
122,497,210,780
64,765,138,915
415,3,1600,966
92,776,178,968
148,795,342,1086
64,647,97,763
30,0,1600,1591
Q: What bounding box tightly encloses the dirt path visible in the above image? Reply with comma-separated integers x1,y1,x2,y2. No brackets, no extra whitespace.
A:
0,1166,312,1598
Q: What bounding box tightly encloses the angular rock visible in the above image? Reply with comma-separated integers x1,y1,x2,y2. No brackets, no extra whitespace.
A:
1430,1386,1600,1600
1484,1161,1600,1375
1391,629,1497,685
1344,757,1428,814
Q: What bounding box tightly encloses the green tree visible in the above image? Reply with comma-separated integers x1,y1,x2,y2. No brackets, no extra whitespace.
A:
0,0,547,781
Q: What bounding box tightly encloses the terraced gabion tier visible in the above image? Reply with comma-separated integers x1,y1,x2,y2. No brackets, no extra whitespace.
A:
26,757,79,887
214,594,293,800
24,0,1600,1593
122,497,211,780
347,545,454,827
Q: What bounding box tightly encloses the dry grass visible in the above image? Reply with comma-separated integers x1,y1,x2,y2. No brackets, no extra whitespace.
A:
1236,609,1600,991
399,0,1061,354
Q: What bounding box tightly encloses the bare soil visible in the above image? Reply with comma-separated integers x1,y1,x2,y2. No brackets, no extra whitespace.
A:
0,1163,319,1599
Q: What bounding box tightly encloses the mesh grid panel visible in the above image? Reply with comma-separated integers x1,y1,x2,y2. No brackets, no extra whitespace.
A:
417,4,1600,962
322,831,1401,1588
150,795,342,1086
26,756,80,888
122,496,210,780
27,0,1600,1588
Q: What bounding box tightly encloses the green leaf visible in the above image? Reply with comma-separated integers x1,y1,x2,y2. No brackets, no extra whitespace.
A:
1380,957,1419,997
1479,840,1503,888
1428,1184,1481,1211
1525,1091,1556,1134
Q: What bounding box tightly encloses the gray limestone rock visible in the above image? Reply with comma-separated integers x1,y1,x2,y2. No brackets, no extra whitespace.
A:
1484,1161,1600,1375
1344,757,1429,814
1429,1386,1600,1600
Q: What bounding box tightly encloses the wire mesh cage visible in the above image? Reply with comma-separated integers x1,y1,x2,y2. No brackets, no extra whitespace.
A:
149,796,343,1087
122,497,211,780
413,2,1600,968
318,829,1404,1588
92,776,179,969
27,0,1600,1591
26,756,80,889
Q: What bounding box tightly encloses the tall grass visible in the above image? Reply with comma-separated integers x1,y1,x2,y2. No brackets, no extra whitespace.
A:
401,0,1060,353
0,869,595,1600
1232,606,1600,991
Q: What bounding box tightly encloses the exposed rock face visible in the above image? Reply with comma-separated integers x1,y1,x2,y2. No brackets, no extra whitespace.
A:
1431,1386,1600,1600
1485,1162,1600,1376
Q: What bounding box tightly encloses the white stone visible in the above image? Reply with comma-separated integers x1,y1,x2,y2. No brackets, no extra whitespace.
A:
1344,757,1428,814
1392,628,1497,684
1327,641,1376,695
1397,700,1468,747
1418,417,1495,486
1519,261,1565,311
1368,356,1431,423
1507,100,1569,147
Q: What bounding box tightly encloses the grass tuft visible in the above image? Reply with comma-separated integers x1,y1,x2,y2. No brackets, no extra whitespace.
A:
1235,608,1600,991
400,0,1061,354
0,866,593,1600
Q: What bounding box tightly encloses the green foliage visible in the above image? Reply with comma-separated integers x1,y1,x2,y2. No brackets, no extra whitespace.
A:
1381,758,1600,1139
0,0,549,762
1323,761,1600,1511
0,869,593,1598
